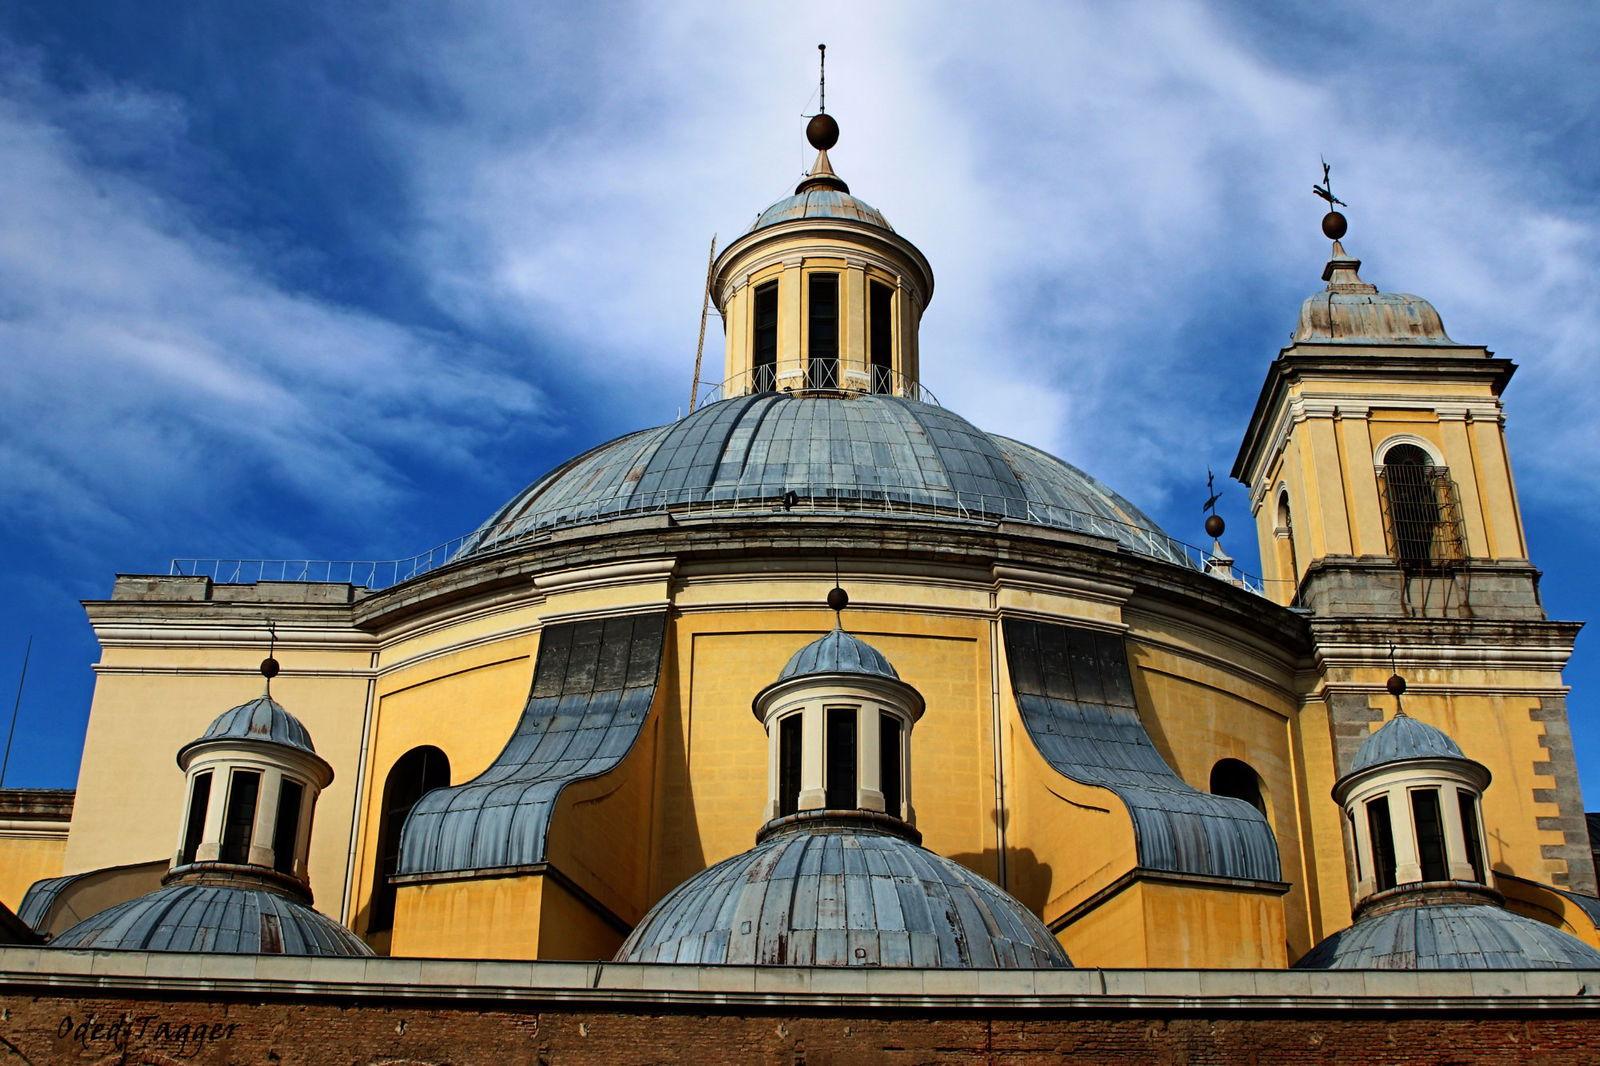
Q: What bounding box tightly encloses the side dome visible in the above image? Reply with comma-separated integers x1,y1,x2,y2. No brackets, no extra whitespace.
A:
1348,714,1468,775
178,695,316,761
614,823,1071,968
779,627,899,682
461,394,1185,567
1294,903,1600,970
49,884,372,957
750,188,894,234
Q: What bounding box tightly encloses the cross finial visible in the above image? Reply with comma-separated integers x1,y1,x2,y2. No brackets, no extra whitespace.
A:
1202,467,1225,539
1313,157,1347,209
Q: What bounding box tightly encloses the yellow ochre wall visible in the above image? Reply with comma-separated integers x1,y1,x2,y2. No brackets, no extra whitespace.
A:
0,833,66,912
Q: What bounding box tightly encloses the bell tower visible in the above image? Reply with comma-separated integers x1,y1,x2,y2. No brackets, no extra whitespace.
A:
1233,183,1595,904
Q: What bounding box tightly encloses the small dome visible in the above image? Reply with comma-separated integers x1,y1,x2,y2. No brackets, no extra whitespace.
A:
179,695,316,761
1348,714,1468,775
1294,242,1453,344
50,884,372,957
778,627,899,682
1295,902,1600,970
614,822,1071,968
751,188,894,235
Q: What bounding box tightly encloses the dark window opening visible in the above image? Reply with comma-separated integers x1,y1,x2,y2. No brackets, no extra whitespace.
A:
825,707,857,810
179,772,211,867
1380,444,1462,568
1367,796,1397,892
1348,809,1363,879
869,281,894,393
807,273,839,389
1209,758,1266,815
1412,788,1448,882
271,778,305,876
1458,790,1486,883
220,770,260,865
752,281,778,392
369,746,451,933
879,713,904,818
778,714,803,818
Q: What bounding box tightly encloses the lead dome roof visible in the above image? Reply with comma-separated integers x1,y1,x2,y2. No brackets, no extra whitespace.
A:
462,393,1184,565
178,695,317,761
49,884,372,957
1294,902,1600,970
1348,714,1469,775
613,822,1071,968
750,187,893,234
1295,242,1452,344
779,627,899,682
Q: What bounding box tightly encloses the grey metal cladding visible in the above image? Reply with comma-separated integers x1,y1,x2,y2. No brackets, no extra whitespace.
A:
778,628,899,682
396,611,667,876
1348,714,1470,774
468,394,1184,564
1002,618,1282,882
16,873,74,931
613,827,1072,968
750,189,895,234
1294,902,1600,970
186,696,317,756
48,884,372,956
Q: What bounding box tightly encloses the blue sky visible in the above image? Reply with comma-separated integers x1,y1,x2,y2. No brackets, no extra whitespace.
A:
2,3,1598,799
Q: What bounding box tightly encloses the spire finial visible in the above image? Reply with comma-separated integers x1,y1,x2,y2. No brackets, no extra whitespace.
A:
826,558,848,622
818,43,826,114
261,621,281,695
805,45,839,154
1202,467,1225,540
1386,643,1408,716
1313,157,1349,241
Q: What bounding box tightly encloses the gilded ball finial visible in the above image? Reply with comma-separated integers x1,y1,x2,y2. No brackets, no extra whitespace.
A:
1322,210,1348,241
261,656,280,680
1386,673,1407,697
1204,513,1226,539
826,586,849,614
807,112,839,151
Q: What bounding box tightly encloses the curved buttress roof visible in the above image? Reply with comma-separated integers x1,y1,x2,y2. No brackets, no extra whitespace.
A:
49,884,372,957
614,822,1071,968
460,393,1185,566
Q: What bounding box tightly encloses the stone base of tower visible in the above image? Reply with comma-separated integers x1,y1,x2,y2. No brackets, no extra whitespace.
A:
1052,870,1290,969
391,867,626,961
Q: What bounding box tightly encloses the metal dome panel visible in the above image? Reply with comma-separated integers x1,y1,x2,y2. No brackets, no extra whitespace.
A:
614,826,1071,968
751,189,894,234
462,394,1189,567
778,628,899,682
1349,715,1468,774
1294,902,1600,970
184,695,317,758
49,884,372,956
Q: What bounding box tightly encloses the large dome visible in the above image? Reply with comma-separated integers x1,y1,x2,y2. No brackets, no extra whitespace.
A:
1295,902,1600,970
462,393,1188,565
50,884,372,957
614,818,1071,968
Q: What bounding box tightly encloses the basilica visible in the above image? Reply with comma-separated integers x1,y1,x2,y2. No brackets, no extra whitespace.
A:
2,96,1598,1060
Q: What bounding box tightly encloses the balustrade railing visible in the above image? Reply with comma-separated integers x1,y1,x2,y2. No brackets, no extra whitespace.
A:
694,364,939,408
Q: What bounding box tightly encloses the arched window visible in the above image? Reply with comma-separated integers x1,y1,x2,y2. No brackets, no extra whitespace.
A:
1210,758,1266,815
1379,442,1461,567
1275,490,1299,601
368,746,450,933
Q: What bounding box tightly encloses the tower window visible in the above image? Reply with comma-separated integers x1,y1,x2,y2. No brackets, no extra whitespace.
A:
824,706,857,809
1367,795,1396,892
1379,443,1462,567
778,713,803,818
1412,788,1448,882
752,281,778,392
1209,758,1266,815
879,713,903,817
370,746,450,933
220,769,261,865
1458,789,1486,883
179,771,211,867
272,778,305,876
869,281,894,393
807,273,839,389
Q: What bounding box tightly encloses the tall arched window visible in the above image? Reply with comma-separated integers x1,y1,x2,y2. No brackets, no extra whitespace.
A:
1379,443,1461,567
1210,758,1266,816
1275,490,1299,602
368,746,450,933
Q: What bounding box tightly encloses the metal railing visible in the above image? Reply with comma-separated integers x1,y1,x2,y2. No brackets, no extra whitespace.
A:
694,363,940,408
171,484,1265,596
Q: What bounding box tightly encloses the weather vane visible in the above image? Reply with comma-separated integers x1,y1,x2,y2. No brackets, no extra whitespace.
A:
1314,158,1350,240
1202,468,1225,539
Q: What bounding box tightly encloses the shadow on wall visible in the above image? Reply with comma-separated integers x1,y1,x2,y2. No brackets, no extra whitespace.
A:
948,809,1053,917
